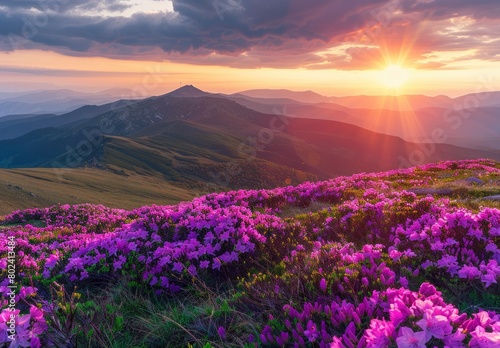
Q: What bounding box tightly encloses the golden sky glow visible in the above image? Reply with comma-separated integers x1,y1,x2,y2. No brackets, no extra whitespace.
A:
1,49,498,97
0,1,499,97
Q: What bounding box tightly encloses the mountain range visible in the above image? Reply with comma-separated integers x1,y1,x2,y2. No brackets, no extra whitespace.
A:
238,89,500,110
0,88,136,118
0,85,499,213
234,89,500,150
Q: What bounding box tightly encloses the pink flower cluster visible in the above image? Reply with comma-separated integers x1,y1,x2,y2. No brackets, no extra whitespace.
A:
391,206,500,288
63,204,283,289
0,158,499,346
262,283,500,347
4,204,129,232
0,286,46,348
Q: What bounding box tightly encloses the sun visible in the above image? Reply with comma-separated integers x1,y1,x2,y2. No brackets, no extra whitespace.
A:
379,64,410,89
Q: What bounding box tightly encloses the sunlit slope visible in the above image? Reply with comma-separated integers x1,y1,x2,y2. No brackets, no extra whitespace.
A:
0,168,193,215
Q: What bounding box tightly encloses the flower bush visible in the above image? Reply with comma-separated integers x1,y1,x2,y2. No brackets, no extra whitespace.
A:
0,159,499,347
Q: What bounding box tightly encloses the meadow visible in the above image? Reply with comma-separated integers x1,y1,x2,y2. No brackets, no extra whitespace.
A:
1,159,500,347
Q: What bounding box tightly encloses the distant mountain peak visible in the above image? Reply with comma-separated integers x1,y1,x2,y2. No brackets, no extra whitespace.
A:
167,85,208,98
237,88,329,103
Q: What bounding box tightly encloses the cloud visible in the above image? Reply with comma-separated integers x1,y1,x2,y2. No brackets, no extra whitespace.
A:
0,0,130,13
399,0,500,20
0,64,170,77
0,0,499,70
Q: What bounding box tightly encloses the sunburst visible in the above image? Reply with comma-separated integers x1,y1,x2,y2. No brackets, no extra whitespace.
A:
380,64,410,89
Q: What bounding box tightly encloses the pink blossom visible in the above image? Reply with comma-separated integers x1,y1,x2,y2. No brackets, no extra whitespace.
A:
304,320,319,342
199,260,210,269
416,308,453,340
418,283,438,297
319,278,327,292
390,298,412,327
458,265,481,279
364,319,395,348
470,326,500,347
443,329,466,347
396,327,427,348
481,271,497,288
437,255,460,275
172,262,184,272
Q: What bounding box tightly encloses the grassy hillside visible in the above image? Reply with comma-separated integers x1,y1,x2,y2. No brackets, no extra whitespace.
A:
1,159,500,347
0,168,193,215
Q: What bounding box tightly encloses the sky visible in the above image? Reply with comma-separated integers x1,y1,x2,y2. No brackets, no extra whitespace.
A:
0,0,499,97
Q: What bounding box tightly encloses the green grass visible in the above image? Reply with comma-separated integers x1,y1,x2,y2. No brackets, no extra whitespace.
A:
43,275,259,348
0,168,194,215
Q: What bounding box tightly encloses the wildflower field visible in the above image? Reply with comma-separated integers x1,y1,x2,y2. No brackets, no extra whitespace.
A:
1,159,500,347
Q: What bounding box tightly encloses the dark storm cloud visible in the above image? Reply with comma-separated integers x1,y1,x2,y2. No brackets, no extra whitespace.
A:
0,0,499,69
0,0,388,55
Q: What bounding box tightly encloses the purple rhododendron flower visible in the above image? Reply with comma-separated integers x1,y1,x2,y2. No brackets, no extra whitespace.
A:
396,327,427,348
319,278,327,292
416,308,453,340
470,326,500,347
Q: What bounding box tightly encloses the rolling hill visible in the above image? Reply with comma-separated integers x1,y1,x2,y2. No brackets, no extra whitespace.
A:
1,85,500,213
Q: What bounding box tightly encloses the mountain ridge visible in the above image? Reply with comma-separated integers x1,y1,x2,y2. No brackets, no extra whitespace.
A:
1,86,499,185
